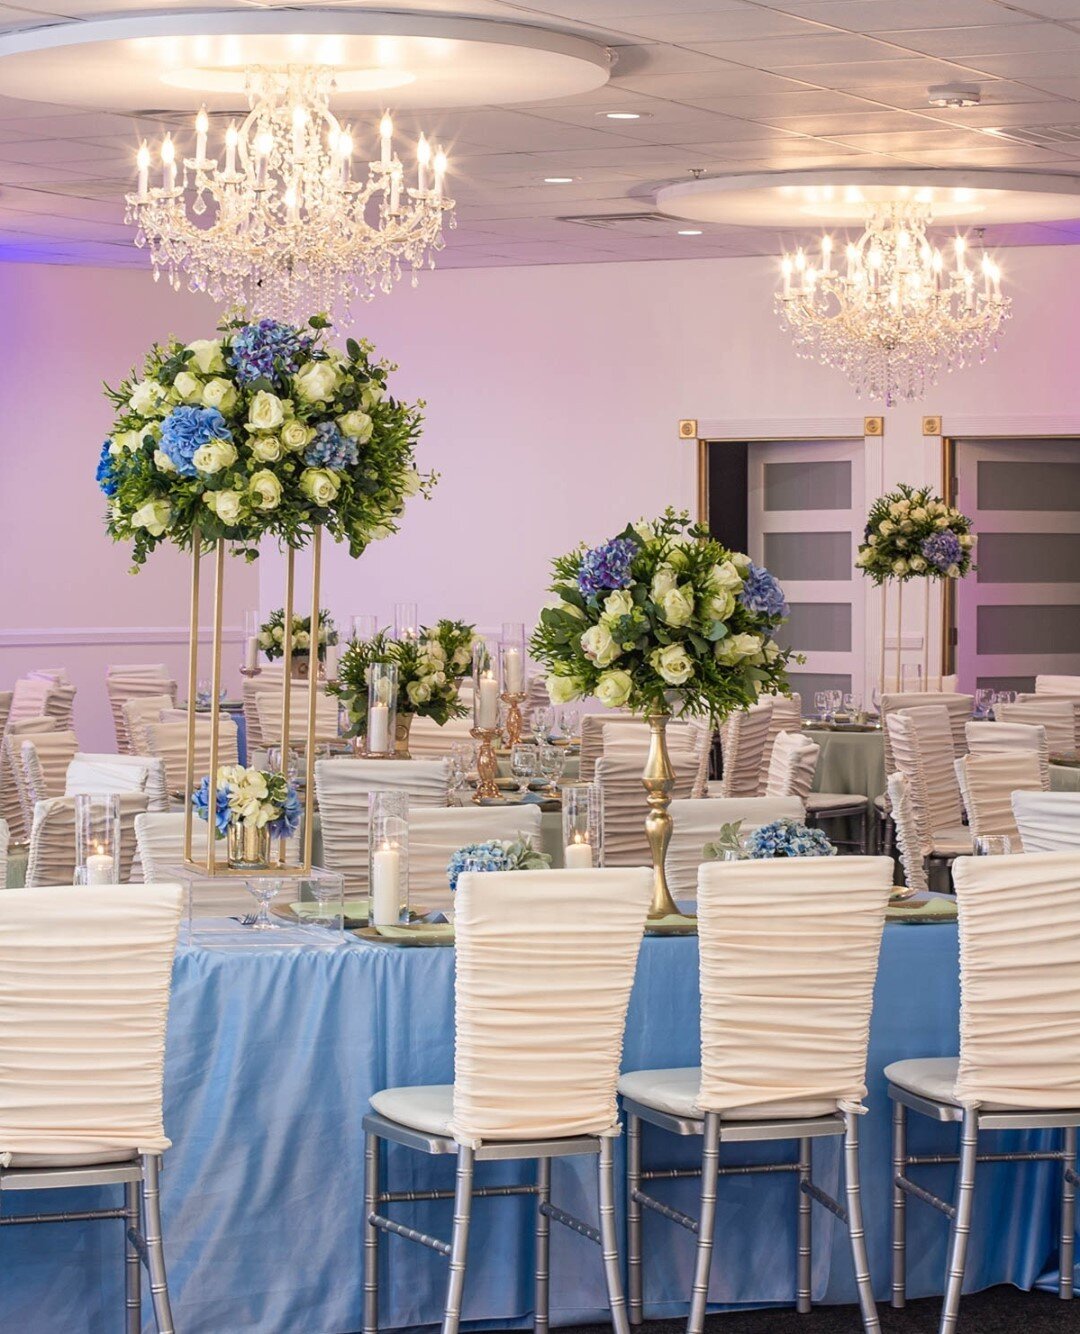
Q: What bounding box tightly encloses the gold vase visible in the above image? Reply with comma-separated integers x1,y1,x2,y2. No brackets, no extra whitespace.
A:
227,822,272,870
394,712,414,759
642,712,682,920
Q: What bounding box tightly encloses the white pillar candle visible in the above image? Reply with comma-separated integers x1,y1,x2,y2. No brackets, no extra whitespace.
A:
324,641,339,677
245,636,259,672
371,843,400,925
477,674,499,729
564,838,593,869
503,647,523,694
85,843,113,887
369,702,390,753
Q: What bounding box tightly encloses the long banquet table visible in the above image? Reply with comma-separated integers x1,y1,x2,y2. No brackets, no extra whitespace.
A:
2,920,1073,1333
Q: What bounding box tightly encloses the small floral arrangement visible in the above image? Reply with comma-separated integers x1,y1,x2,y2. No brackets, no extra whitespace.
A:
856,484,975,585
746,818,836,859
530,508,793,718
259,608,337,661
329,620,478,738
702,821,746,861
98,314,432,568
192,764,301,837
446,837,552,892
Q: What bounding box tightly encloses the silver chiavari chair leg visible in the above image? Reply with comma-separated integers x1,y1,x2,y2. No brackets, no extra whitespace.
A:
598,1137,630,1334
940,1109,978,1334
796,1138,812,1315
142,1155,175,1334
364,1130,381,1334
535,1157,551,1334
891,1100,907,1309
843,1112,881,1334
627,1113,643,1326
442,1146,475,1334
687,1112,721,1334
125,1179,142,1334
1061,1125,1077,1301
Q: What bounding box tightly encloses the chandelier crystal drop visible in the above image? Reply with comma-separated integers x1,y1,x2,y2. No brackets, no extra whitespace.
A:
125,65,455,320
774,201,1010,405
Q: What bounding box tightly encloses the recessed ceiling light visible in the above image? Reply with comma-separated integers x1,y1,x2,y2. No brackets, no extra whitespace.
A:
596,111,651,121
678,228,702,235
544,176,575,183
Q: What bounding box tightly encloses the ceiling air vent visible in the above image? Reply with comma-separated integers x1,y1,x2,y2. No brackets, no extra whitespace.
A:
559,211,689,236
983,125,1080,149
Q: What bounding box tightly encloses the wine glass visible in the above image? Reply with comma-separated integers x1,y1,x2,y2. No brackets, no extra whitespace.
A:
996,689,1017,706
814,691,829,723
974,688,995,720
448,742,473,800
267,747,300,781
826,689,843,721
558,706,579,743
530,706,553,744
510,743,537,799
537,744,565,797
246,877,283,931
196,678,213,709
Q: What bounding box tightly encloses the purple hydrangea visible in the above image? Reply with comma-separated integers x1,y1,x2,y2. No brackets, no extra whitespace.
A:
96,440,117,497
228,319,314,386
739,563,789,620
159,406,233,478
578,537,637,598
305,422,358,470
921,530,963,573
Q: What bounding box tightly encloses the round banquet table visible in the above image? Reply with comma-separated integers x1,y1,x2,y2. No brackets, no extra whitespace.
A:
2,921,1073,1334
805,727,887,804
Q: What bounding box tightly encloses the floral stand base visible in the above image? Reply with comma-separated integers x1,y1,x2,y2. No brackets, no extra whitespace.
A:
165,863,346,948
644,912,698,936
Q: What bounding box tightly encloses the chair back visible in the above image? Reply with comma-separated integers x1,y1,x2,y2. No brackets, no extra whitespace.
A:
758,694,802,794
7,678,57,728
314,758,449,894
0,883,182,1159
0,818,6,889
579,712,640,780
0,693,11,737
241,665,286,750
25,793,148,889
406,805,543,913
106,672,177,753
965,721,1050,787
886,771,928,895
42,681,76,731
255,687,340,747
886,707,965,848
144,721,238,800
764,731,820,800
995,699,1079,756
664,795,803,902
123,695,175,757
1035,674,1080,697
451,867,653,1144
955,751,1045,841
19,729,79,809
1,716,57,843
718,701,773,797
67,753,169,813
601,719,710,798
952,852,1080,1109
1011,790,1080,853
595,748,700,866
133,812,300,897
696,856,892,1116
407,714,475,759
881,692,973,776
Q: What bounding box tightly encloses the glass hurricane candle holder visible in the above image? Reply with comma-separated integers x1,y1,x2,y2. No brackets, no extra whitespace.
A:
363,661,398,758
351,613,378,641
394,601,418,641
241,608,262,677
369,790,410,927
471,639,501,802
499,625,527,748
75,792,121,886
562,781,600,869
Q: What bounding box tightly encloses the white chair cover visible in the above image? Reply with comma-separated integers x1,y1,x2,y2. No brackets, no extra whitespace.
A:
19,730,79,812
123,695,175,757
0,819,7,890
0,883,182,1161
1,716,57,844
718,701,773,798
133,812,300,904
407,805,543,913
407,714,476,759
887,771,928,896
241,665,286,751
882,692,973,778
995,700,1079,756
67,754,169,814
955,751,1044,841
107,664,169,677
696,856,893,1116
601,720,711,799
952,852,1080,1109
25,793,148,890
757,693,802,795
595,749,701,867
0,693,12,737
42,682,76,731
965,721,1050,788
764,730,820,800
255,687,340,747
143,721,238,801
450,867,653,1145
579,712,640,780
1011,790,1080,853
7,678,57,729
106,672,177,754
1035,674,1080,696
314,758,450,894
664,795,803,903
886,707,969,855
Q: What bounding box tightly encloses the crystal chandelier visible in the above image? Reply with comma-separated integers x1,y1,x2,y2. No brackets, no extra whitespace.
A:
774,201,1010,405
125,65,454,319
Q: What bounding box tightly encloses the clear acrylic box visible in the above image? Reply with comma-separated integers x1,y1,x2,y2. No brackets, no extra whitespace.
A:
163,864,346,949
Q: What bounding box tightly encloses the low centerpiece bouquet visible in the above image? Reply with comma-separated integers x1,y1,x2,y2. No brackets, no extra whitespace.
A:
192,764,301,870
447,838,552,892
329,620,478,755
259,608,337,667
98,315,431,567
856,484,974,585
704,817,835,860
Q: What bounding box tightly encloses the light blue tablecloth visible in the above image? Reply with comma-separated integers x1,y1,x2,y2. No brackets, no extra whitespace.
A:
1,922,1071,1332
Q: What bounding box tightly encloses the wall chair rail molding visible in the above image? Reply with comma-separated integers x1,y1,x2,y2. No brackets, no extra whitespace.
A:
0,627,244,649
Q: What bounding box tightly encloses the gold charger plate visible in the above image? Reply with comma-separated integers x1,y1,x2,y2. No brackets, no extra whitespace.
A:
353,923,454,948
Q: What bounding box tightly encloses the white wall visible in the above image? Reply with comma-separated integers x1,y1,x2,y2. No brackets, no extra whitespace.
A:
4,244,1080,740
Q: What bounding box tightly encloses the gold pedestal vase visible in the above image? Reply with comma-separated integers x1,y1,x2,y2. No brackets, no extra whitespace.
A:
394,713,414,759
642,712,683,920
472,726,502,802
502,691,526,748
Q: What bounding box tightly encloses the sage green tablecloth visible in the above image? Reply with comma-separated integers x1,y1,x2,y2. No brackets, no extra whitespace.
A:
805,728,887,803
1050,764,1080,792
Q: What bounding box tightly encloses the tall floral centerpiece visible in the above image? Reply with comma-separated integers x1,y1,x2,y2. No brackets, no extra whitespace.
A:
856,484,974,693
531,509,793,919
259,609,337,678
98,315,430,873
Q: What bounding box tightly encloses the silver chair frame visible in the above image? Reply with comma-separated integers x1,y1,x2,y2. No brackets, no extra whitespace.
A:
624,1099,881,1334
889,1084,1079,1334
363,1111,630,1334
0,1152,174,1334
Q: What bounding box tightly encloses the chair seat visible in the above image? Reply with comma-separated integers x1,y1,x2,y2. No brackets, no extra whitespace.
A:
806,793,869,815
884,1057,1012,1112
618,1066,839,1123
3,1146,139,1168
370,1084,454,1137
929,827,973,857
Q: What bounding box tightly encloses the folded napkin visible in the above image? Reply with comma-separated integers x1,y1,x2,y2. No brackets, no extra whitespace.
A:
374,922,455,943
887,893,957,924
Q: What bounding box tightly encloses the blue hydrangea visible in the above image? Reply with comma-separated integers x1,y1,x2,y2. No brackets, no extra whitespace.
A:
746,818,836,859
305,422,358,470
447,841,514,891
578,537,638,598
267,785,302,839
191,776,232,837
739,563,789,620
159,406,232,478
96,440,117,497
921,530,963,573
228,318,314,386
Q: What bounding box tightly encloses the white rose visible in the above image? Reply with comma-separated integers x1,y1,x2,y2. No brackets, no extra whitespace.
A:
959,534,974,549
709,561,743,592
293,361,340,403
192,437,237,474
258,630,272,648
715,632,761,665
203,489,244,526
909,556,928,573
250,434,284,463
202,377,238,414
399,468,422,497
247,390,286,432
129,380,166,415
273,626,284,641
892,558,908,576
878,520,895,536
581,623,620,668
281,420,314,452
595,669,633,709
361,382,384,411
911,506,928,522
651,565,678,600
660,584,694,628
153,449,176,474
186,339,225,374
406,679,432,706
935,515,950,528
109,429,143,456
337,410,373,442
947,564,961,579
855,548,872,568
300,467,341,507
650,643,694,686
603,590,634,621
130,499,172,537
547,672,582,705
173,371,202,403
702,588,735,622
295,631,310,650
249,469,282,511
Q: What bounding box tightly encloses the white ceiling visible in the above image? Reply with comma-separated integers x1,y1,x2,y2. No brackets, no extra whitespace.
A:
4,0,1080,270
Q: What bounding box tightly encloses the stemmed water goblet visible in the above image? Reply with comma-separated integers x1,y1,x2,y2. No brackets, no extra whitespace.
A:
557,705,579,744
537,744,565,797
246,877,283,931
826,689,843,721
814,691,829,723
974,688,995,720
530,706,554,744
510,743,537,800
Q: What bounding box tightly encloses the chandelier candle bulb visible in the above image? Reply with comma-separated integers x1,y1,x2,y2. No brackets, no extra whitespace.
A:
380,112,393,167
434,148,447,199
339,129,353,186
255,131,272,189
224,122,238,177
195,107,209,166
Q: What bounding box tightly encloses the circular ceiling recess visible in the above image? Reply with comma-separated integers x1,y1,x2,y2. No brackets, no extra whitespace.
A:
655,169,1080,227
0,10,611,111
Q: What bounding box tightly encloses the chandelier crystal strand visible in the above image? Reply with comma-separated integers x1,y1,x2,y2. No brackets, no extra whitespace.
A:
125,65,455,320
774,202,1010,405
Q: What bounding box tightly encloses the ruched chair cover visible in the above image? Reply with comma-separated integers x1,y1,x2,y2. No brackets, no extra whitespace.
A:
241,665,285,751
42,681,76,731
764,731,820,800
601,719,711,799
664,795,803,903
406,805,543,912
255,687,340,747
717,700,773,798
579,711,640,780
7,678,58,729
1011,790,1080,853
995,699,1079,756
19,732,80,838
887,771,929,896
1,716,57,844
25,793,148,890
134,812,300,893
595,748,701,867
0,883,182,1162
0,818,7,889
1035,674,1080,696
0,692,11,737
965,721,1050,788
122,695,175,757
106,670,177,754
881,692,973,781
955,751,1045,842
407,714,475,759
314,757,450,894
448,867,654,1145
757,693,802,795
885,707,971,857
66,753,169,814
144,720,238,801
951,852,1080,1109
695,856,893,1116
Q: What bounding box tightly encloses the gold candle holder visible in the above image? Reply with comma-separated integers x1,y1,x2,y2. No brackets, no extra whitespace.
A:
501,691,526,748
471,726,502,802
